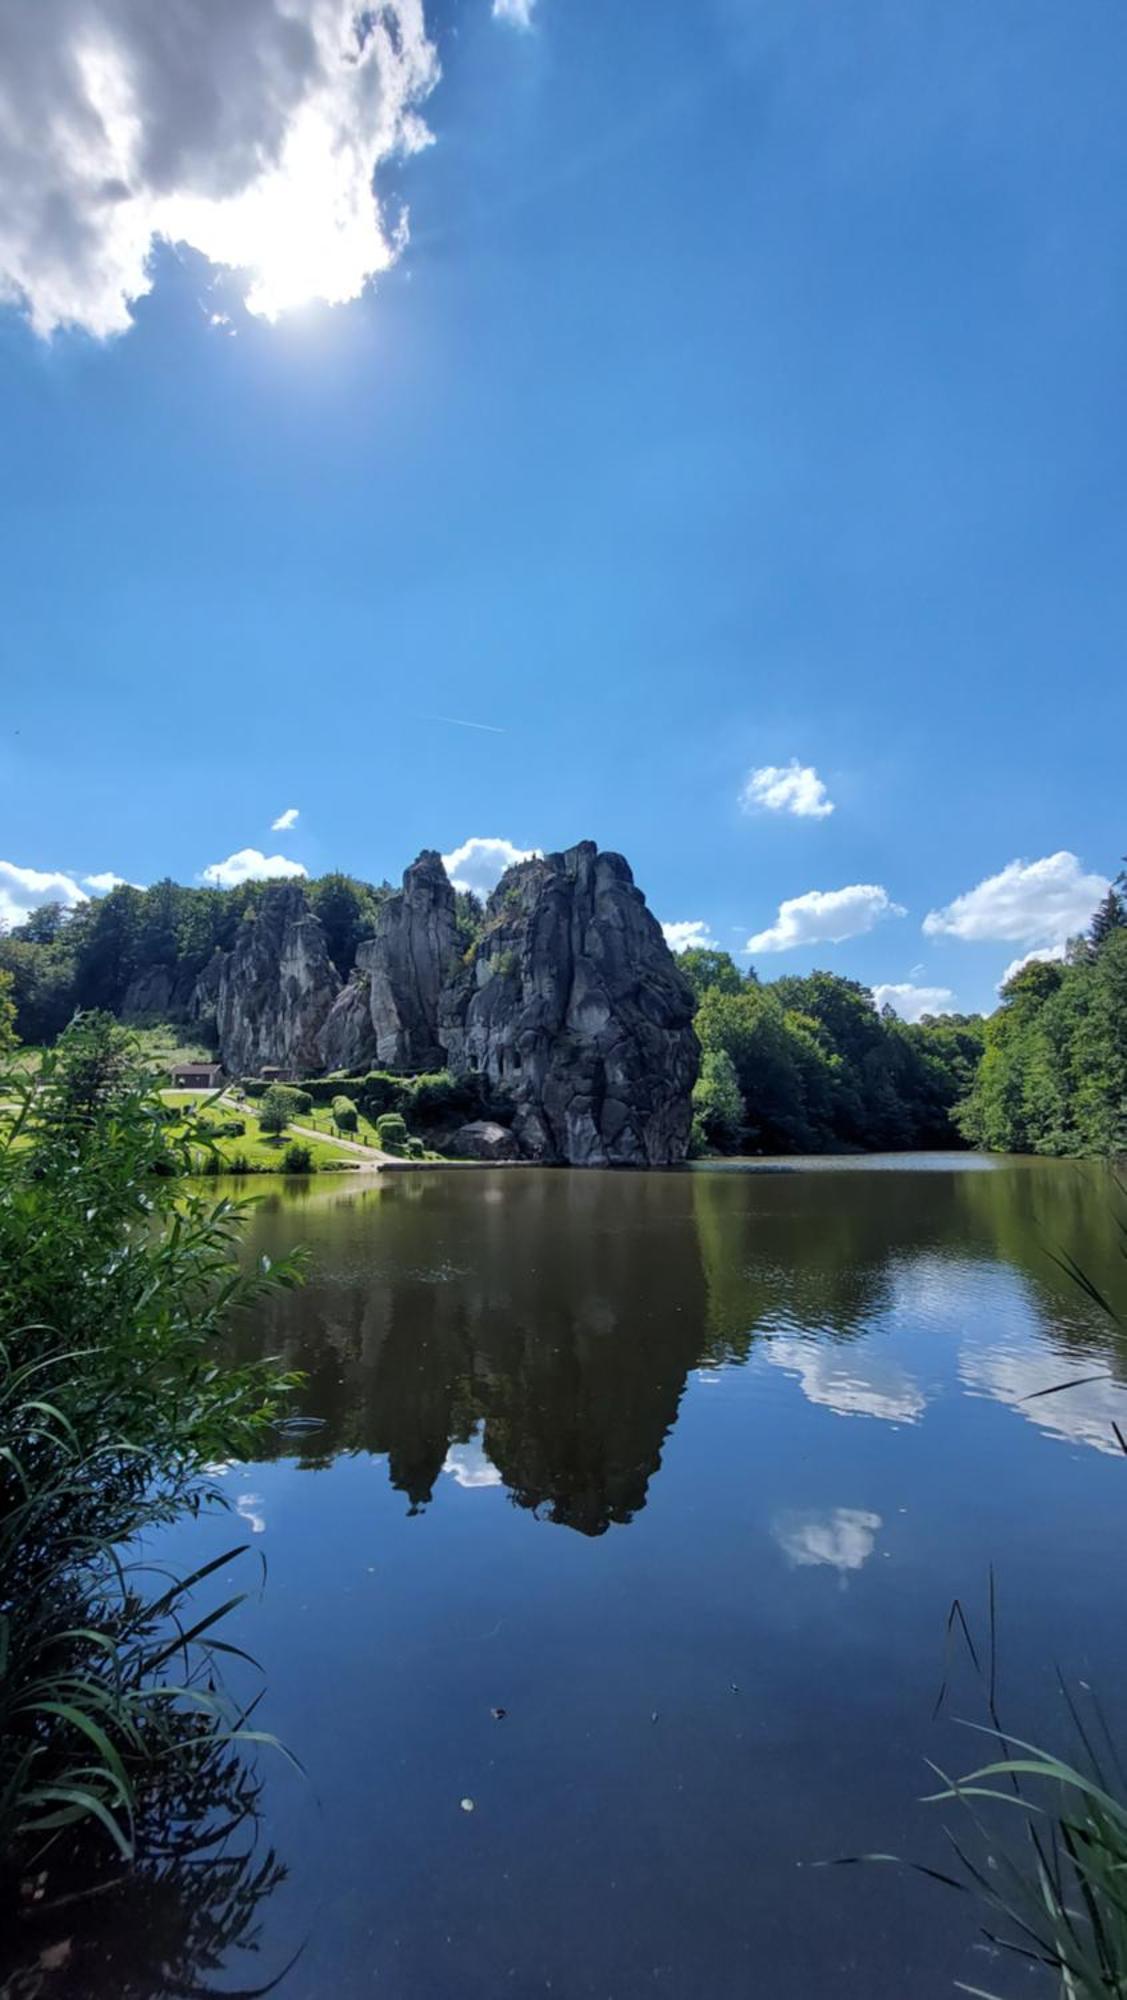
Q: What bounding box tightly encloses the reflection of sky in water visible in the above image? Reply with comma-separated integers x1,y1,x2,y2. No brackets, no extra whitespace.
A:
442,1425,503,1489
773,1507,883,1573
767,1337,926,1424
959,1344,1126,1455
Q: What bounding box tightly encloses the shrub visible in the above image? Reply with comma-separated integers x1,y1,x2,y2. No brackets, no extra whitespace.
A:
0,1015,301,1871
281,1141,314,1173
405,1136,426,1159
375,1112,408,1153
332,1094,358,1133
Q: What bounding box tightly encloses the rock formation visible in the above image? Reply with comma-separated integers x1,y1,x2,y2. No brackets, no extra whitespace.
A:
316,973,380,1073
440,842,697,1166
211,883,341,1078
356,850,461,1071
200,844,697,1167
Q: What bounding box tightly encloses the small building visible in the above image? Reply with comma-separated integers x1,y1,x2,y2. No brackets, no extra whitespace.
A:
259,1065,300,1083
170,1061,225,1090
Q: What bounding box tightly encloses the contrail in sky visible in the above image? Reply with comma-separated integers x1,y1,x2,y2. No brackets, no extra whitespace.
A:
425,714,507,734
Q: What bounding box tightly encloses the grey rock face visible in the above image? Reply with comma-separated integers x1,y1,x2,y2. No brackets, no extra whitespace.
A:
448,1119,520,1161
317,974,380,1073
358,850,461,1071
440,842,697,1166
213,884,341,1076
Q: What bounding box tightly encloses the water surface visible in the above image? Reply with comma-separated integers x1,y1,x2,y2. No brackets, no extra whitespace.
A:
97,1158,1127,1995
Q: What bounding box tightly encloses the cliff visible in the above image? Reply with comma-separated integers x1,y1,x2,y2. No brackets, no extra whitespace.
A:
202,844,697,1165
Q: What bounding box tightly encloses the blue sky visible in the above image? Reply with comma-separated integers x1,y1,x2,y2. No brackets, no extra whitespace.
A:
1,0,1124,1017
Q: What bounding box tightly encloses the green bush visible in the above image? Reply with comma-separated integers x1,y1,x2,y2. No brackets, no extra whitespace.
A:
405,1136,426,1159
331,1094,358,1133
375,1112,408,1152
0,1014,301,1870
259,1084,305,1136
281,1141,314,1173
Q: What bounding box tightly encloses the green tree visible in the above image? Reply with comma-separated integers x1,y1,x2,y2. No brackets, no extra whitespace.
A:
678,949,745,1001
1090,886,1127,950
691,1048,745,1151
259,1084,303,1137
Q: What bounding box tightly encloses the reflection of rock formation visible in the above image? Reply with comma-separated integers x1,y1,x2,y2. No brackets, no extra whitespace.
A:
235,1171,708,1535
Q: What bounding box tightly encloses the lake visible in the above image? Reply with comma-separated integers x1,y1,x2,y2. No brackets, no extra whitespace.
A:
88,1156,1127,1996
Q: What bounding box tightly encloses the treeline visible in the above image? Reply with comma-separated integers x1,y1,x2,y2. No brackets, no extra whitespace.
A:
685,951,985,1154
957,900,1127,1156
0,872,397,1043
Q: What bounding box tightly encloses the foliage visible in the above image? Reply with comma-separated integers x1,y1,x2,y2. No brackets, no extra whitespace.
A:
281,1141,314,1173
958,931,1127,1156
691,1048,745,1152
678,948,747,1001
0,968,15,1056
375,1112,409,1153
307,873,387,977
258,1084,304,1137
331,1093,359,1133
0,1014,300,1872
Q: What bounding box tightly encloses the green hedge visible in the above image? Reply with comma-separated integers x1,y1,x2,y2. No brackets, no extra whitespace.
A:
239,1066,510,1131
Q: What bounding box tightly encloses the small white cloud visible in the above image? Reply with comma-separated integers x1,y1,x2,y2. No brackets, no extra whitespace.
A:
235,1491,266,1534
872,982,956,1023
0,0,438,339
84,870,142,893
998,943,1068,990
493,0,536,25
746,884,904,955
200,848,308,889
774,1507,882,1573
661,920,718,954
924,853,1108,947
741,760,835,820
271,807,300,832
441,836,540,897
0,859,86,930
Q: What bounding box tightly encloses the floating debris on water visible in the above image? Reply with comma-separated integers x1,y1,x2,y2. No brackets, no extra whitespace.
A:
460,1797,476,1813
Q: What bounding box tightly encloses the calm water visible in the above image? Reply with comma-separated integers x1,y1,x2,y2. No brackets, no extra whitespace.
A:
92,1159,1127,1995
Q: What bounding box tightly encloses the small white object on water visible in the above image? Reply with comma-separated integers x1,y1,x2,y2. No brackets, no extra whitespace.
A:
460,1797,475,1813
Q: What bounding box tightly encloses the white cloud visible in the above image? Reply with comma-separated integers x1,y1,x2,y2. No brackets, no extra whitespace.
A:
746,884,904,955
872,981,956,1023
768,1338,925,1424
0,0,438,339
492,0,535,25
741,760,835,820
84,870,141,892
998,943,1068,990
441,836,540,897
0,859,86,929
959,1343,1127,1458
661,919,718,954
200,848,308,888
235,1491,266,1533
271,807,300,832
773,1508,882,1573
924,852,1108,947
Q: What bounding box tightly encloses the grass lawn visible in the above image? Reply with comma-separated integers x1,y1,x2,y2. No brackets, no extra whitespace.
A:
170,1105,373,1174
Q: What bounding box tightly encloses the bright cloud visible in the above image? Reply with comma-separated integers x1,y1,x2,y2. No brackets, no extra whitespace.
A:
740,760,835,820
662,920,718,954
0,0,438,339
773,1508,882,1574
84,870,139,892
872,981,956,1023
998,943,1068,990
493,0,535,24
746,884,904,955
442,1428,503,1489
200,848,308,888
271,807,300,832
0,859,87,929
441,836,540,897
923,852,1108,946
767,1337,926,1424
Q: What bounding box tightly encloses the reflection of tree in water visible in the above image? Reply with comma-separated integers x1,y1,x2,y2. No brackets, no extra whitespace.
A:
1,1727,289,2000
232,1172,709,1536
224,1161,1127,1529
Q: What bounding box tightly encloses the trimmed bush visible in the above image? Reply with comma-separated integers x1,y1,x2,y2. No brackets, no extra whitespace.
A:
332,1094,358,1133
281,1141,314,1173
375,1112,408,1153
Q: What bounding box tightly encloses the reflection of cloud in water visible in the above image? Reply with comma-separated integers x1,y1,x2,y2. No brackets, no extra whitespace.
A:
442,1427,503,1490
774,1507,882,1572
959,1343,1127,1456
236,1491,266,1533
767,1337,926,1424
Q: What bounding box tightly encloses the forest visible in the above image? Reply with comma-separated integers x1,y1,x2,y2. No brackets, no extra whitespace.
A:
0,862,1123,1159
